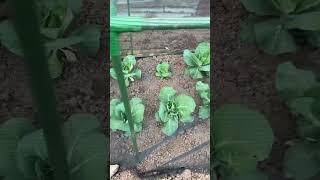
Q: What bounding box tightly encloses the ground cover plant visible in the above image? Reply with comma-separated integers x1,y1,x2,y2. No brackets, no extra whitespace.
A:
110,97,145,136
155,86,196,136
240,0,320,55
156,62,172,79
110,55,142,87
276,62,320,180
196,81,210,120
0,114,107,180
183,42,210,79
0,0,102,78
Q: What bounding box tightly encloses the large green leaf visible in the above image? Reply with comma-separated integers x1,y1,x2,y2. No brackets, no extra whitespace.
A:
159,87,176,102
272,0,297,14
175,95,196,121
162,118,178,136
45,36,82,52
254,19,297,55
240,0,279,15
70,24,102,56
295,0,320,12
284,142,320,180
0,20,24,56
213,104,274,175
276,62,318,101
0,118,34,176
285,12,320,30
68,0,84,14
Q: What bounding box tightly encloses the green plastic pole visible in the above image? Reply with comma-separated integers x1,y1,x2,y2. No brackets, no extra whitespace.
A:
9,0,70,180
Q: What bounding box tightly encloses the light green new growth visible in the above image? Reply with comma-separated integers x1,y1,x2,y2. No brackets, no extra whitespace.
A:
156,62,172,78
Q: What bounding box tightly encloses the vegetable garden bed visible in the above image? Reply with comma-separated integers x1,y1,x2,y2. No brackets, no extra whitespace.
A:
110,53,210,178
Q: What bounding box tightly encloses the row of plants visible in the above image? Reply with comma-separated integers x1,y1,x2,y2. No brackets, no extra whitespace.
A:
212,0,320,179
110,42,210,136
0,0,102,78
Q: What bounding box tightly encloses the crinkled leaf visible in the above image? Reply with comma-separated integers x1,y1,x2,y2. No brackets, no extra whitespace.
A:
0,118,34,176
199,65,210,72
175,95,196,120
183,49,196,66
284,142,320,180
123,55,136,66
276,62,318,101
157,102,167,122
240,0,279,15
130,98,145,123
285,12,320,31
195,42,210,61
0,20,24,56
255,19,297,55
133,69,142,79
162,118,178,136
213,104,274,175
159,87,176,102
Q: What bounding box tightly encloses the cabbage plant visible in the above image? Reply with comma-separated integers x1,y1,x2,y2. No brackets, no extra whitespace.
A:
196,81,210,119
156,62,172,79
155,87,196,136
110,55,142,87
110,97,145,136
183,42,210,79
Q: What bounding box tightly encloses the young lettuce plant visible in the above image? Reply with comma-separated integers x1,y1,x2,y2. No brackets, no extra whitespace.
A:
155,87,196,136
240,0,320,55
156,62,172,79
183,42,210,79
110,97,145,136
196,81,210,119
110,55,142,87
276,62,320,180
0,114,107,180
0,0,102,79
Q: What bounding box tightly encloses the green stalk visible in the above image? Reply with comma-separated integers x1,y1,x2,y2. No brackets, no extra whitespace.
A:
9,0,70,180
111,55,139,159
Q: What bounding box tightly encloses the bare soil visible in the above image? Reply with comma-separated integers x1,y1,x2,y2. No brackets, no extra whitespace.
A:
110,54,210,179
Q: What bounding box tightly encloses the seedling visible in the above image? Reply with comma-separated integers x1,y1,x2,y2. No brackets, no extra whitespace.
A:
0,114,107,180
183,42,210,79
156,62,172,79
0,0,102,78
155,86,196,136
240,0,320,55
196,81,210,119
110,97,145,136
110,55,142,87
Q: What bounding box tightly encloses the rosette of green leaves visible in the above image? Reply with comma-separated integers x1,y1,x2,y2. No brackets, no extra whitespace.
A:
0,0,102,78
110,55,142,87
196,81,210,119
240,0,320,55
0,114,107,180
183,42,210,79
110,97,145,136
156,62,172,78
155,87,196,136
